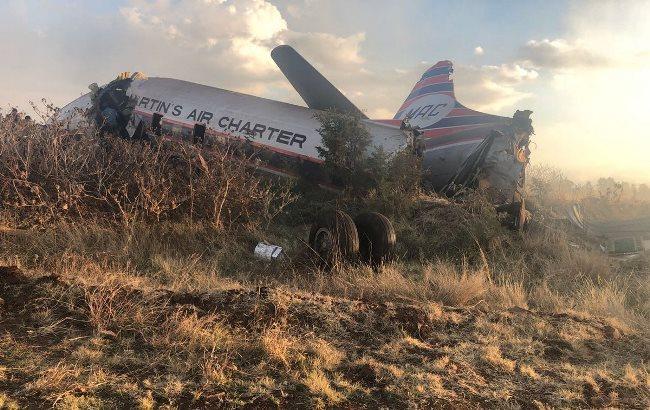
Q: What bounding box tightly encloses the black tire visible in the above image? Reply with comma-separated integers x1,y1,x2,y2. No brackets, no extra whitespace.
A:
354,212,396,266
308,210,359,266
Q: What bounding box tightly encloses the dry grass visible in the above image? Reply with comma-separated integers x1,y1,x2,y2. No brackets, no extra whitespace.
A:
1,237,649,407
295,260,526,311
0,116,294,229
483,345,516,373
2,194,647,326
0,117,648,407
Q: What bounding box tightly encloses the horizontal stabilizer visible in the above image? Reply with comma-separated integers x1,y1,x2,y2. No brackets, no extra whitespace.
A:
271,45,367,118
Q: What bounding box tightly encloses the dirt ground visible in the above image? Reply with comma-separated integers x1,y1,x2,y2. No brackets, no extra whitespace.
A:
1,266,648,409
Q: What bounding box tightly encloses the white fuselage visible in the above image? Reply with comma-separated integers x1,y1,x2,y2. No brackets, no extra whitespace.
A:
59,77,407,166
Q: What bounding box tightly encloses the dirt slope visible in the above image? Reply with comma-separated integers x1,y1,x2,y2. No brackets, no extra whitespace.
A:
1,267,648,409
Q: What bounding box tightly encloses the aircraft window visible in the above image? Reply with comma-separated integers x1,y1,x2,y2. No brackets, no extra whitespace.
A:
151,113,163,136
162,122,173,135
180,126,191,139
193,123,206,144
171,125,183,138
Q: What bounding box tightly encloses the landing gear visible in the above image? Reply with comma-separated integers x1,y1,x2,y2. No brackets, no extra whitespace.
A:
308,210,396,268
354,212,396,266
309,210,359,266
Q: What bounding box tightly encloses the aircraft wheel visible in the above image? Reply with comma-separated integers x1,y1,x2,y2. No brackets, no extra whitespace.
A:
354,212,396,266
309,210,359,266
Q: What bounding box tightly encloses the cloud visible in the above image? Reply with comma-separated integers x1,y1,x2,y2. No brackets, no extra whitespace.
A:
520,38,611,68
120,6,142,25
527,2,650,183
242,0,287,40
474,46,484,56
114,0,372,91
0,0,376,114
280,31,366,68
118,0,288,74
452,63,538,112
369,107,395,118
482,63,538,83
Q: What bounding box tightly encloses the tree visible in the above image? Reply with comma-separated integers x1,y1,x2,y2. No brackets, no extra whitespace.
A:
315,109,372,191
314,109,422,214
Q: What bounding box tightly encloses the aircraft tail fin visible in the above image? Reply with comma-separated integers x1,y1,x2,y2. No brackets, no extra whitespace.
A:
271,45,367,118
393,61,455,120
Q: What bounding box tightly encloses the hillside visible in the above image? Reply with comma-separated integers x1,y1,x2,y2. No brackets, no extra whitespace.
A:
0,116,648,408
1,264,648,408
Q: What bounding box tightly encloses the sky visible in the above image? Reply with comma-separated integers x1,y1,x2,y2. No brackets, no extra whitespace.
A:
1,0,649,183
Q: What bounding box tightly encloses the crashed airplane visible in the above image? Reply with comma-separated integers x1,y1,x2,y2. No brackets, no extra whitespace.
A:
58,45,533,246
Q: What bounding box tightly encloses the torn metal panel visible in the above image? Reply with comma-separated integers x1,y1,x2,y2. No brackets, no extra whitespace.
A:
568,203,650,253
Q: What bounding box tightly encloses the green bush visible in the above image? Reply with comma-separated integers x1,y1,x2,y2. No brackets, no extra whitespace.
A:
313,109,422,217
314,109,372,191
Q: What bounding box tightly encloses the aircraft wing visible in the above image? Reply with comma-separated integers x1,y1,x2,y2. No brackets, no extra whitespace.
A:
271,45,367,118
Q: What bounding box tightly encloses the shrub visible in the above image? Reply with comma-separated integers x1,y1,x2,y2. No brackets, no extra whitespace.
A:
314,109,422,216
314,109,372,192
362,146,422,217
0,115,294,229
396,193,509,262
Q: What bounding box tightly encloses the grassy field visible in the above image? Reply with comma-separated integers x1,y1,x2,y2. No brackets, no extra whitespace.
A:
0,117,648,408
